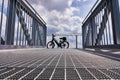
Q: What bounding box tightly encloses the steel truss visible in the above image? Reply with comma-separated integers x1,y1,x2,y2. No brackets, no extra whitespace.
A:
0,0,47,47
82,0,120,48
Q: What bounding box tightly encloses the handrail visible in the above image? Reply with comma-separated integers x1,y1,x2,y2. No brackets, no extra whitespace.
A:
23,0,46,25
82,0,100,24
47,33,82,36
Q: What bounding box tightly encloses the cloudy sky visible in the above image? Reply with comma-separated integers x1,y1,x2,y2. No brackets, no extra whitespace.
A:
28,0,98,48
29,0,97,35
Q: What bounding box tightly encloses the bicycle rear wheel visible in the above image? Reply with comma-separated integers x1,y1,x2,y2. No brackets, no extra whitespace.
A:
47,41,55,49
61,41,69,48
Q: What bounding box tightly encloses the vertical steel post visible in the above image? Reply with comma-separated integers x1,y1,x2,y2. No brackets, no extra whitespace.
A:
89,25,92,46
82,26,85,48
16,5,20,46
19,24,22,45
5,0,16,45
76,35,78,49
43,26,47,46
91,18,96,46
32,19,36,46
38,25,43,46
37,30,39,46
110,0,120,44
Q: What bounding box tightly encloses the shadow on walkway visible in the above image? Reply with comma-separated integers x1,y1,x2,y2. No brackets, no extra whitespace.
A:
77,48,120,62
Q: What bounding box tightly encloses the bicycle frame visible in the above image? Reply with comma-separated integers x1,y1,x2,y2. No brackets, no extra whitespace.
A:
52,37,60,47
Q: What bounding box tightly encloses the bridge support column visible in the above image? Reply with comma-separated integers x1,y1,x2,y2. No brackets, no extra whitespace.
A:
110,0,120,44
5,0,16,45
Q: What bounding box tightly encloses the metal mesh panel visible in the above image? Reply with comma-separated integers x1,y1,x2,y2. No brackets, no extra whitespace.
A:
0,49,120,79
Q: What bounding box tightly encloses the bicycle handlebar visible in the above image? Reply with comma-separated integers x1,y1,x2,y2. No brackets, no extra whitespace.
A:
52,34,55,38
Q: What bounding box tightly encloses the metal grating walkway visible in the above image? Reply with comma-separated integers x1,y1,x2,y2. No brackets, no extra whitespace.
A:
0,49,120,80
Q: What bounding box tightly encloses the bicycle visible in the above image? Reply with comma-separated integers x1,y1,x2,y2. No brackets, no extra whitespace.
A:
47,34,69,48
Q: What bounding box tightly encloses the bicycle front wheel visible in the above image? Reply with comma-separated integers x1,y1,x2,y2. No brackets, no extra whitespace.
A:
47,41,55,49
61,41,69,48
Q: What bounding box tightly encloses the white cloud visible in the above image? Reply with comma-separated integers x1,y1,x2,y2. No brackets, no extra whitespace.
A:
29,0,83,48
29,0,73,12
68,0,73,6
30,0,82,34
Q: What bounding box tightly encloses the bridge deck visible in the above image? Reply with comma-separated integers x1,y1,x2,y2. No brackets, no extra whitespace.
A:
0,48,120,79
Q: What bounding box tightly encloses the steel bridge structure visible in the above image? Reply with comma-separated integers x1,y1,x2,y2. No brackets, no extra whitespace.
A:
82,0,120,48
0,0,47,48
0,0,120,80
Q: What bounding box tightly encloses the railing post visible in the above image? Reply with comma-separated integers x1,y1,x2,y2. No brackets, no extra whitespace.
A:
32,18,36,46
44,26,47,46
5,0,16,45
76,35,78,49
110,0,120,44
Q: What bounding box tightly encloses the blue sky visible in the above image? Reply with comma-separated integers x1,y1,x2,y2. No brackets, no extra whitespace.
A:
71,0,96,17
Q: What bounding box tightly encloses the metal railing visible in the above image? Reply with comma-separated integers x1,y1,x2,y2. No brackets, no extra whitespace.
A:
82,0,100,24
0,0,47,47
82,0,120,48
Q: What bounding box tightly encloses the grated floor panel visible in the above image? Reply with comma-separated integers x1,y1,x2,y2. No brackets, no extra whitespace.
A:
0,49,120,80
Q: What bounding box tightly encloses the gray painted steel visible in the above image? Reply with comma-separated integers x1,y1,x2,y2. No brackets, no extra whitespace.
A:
0,0,47,47
110,0,120,44
6,0,16,45
82,0,120,48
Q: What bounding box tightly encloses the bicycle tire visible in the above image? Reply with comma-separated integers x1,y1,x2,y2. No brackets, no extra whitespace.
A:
61,41,69,48
47,41,55,49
